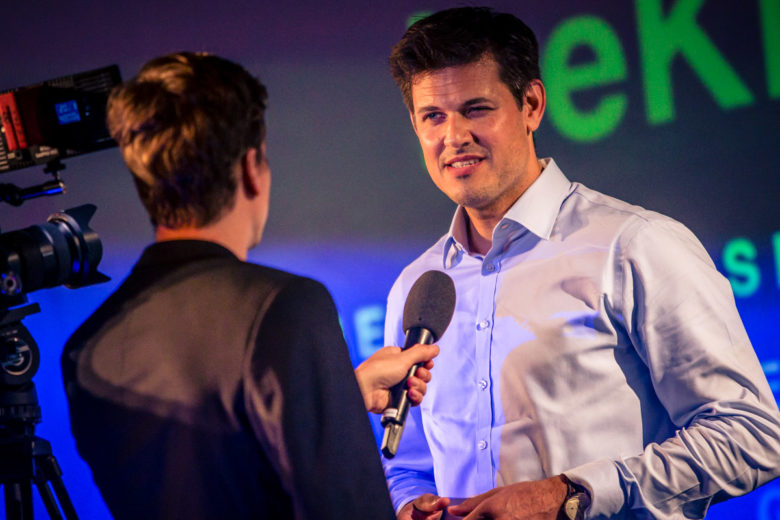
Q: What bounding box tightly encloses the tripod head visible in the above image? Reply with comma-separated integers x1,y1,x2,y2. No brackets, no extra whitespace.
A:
0,303,42,436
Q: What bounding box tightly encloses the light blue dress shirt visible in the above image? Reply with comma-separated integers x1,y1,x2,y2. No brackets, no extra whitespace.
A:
383,159,780,519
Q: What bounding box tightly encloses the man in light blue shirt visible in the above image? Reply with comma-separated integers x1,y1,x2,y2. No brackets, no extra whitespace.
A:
382,7,780,520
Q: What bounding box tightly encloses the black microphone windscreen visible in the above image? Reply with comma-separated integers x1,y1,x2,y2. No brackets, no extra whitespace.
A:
402,270,456,341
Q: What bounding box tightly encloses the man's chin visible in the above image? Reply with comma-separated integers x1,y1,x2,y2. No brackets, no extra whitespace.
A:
449,192,491,210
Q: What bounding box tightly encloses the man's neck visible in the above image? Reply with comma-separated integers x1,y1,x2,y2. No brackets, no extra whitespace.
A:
465,211,498,256
155,219,250,261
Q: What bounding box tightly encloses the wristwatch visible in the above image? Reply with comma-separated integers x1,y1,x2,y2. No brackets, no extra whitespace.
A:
559,475,591,520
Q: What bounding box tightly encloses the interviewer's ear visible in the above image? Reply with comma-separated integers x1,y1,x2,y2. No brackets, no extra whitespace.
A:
241,145,266,197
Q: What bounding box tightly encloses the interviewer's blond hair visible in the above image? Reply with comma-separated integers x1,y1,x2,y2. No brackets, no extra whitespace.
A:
107,52,268,228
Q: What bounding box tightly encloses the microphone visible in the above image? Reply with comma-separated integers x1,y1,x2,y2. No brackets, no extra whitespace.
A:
381,270,456,458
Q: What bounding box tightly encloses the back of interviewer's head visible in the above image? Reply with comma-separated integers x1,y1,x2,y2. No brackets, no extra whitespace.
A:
107,52,268,228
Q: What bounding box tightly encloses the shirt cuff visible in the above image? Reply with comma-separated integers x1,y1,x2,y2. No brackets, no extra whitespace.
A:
563,457,624,519
390,484,439,515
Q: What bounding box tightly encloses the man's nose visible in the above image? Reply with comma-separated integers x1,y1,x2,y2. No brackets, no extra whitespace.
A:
443,114,473,149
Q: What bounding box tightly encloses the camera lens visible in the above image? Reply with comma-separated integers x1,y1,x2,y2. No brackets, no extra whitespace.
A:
0,204,108,296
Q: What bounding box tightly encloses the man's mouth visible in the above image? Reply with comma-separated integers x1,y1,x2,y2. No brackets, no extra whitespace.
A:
450,158,482,168
445,155,484,170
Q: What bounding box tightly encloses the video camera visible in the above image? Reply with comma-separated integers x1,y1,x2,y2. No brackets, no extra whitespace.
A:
0,64,118,388
0,62,118,444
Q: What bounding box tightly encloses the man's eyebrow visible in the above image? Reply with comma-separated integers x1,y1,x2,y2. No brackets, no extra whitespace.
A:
462,97,492,107
415,104,441,115
415,97,494,115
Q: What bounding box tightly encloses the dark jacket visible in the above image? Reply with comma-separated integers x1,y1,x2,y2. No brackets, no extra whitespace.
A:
62,240,394,519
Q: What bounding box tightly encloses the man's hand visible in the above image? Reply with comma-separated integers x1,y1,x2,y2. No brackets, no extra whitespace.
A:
445,476,568,520
398,493,450,520
354,344,439,413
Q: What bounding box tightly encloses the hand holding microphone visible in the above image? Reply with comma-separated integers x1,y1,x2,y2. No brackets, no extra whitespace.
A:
355,343,440,413
381,270,456,458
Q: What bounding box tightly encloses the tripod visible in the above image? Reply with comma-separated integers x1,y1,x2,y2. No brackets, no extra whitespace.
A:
0,304,79,519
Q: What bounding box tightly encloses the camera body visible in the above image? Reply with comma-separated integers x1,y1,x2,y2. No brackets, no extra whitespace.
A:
1,65,120,174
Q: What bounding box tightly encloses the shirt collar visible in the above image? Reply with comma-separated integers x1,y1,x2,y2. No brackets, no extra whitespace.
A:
443,158,572,268
136,239,238,269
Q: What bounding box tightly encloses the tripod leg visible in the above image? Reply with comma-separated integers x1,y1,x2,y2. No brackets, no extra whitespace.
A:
35,480,63,520
36,454,78,520
4,480,33,520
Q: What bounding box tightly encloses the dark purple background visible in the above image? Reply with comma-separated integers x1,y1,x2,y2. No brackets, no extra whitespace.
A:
1,1,778,518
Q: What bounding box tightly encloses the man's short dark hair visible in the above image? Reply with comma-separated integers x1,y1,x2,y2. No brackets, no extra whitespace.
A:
107,52,268,228
389,7,540,112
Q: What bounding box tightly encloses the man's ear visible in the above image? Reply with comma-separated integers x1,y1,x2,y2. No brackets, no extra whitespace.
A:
524,79,546,134
240,146,263,197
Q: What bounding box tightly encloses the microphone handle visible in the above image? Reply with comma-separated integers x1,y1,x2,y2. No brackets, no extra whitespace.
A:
381,327,434,458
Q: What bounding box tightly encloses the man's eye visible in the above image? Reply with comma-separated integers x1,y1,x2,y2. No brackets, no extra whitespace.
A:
467,106,491,115
421,112,443,122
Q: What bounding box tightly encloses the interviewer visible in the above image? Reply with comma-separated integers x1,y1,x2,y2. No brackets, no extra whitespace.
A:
61,52,433,520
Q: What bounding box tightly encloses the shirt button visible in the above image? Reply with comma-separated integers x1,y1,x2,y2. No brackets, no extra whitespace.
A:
477,440,487,450
500,223,509,230
485,263,495,272
476,319,490,330
478,379,488,390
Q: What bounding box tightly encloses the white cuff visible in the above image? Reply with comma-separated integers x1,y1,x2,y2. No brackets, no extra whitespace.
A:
564,457,624,519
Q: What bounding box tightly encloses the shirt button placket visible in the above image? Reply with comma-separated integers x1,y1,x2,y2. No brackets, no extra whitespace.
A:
475,255,499,489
